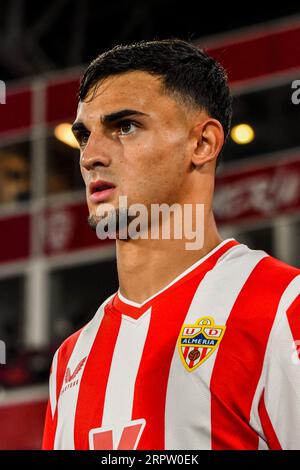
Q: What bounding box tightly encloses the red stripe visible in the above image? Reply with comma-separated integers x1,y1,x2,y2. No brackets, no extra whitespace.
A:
42,329,82,449
131,241,234,449
74,303,121,449
56,329,83,402
42,400,56,450
286,293,300,355
258,391,282,450
131,276,203,449
210,256,299,449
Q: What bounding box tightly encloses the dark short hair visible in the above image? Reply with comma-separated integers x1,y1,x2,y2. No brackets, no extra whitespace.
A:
79,39,232,161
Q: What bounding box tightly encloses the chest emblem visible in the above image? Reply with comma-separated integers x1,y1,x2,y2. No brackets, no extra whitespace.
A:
178,316,226,372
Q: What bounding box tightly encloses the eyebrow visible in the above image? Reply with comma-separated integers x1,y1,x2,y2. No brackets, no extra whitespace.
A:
71,121,88,134
71,108,149,134
101,108,148,124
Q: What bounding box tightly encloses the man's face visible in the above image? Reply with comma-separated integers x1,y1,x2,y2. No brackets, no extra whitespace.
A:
73,71,199,227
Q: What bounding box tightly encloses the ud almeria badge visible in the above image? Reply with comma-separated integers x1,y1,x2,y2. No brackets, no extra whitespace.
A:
178,316,226,372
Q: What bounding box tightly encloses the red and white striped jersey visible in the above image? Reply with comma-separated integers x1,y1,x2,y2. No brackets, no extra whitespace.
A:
42,238,300,450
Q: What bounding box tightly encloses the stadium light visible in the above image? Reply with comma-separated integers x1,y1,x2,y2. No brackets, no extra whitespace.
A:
230,123,255,145
54,123,79,149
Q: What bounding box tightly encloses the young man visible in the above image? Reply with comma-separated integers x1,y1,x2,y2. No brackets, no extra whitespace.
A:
42,39,300,450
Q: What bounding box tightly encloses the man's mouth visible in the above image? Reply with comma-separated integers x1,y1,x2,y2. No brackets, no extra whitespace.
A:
89,179,116,203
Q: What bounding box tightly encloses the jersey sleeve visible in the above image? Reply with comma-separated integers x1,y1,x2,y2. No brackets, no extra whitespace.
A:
42,349,59,450
259,293,300,449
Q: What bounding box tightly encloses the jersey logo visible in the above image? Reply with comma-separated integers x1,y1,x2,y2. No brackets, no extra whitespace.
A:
89,419,146,450
65,357,87,383
60,357,87,396
178,316,226,372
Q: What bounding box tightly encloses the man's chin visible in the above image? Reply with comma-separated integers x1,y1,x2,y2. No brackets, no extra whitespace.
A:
87,215,99,231
87,210,121,232
88,208,141,239
87,208,134,237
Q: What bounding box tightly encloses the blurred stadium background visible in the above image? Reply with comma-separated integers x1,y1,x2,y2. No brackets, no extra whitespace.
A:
0,0,300,449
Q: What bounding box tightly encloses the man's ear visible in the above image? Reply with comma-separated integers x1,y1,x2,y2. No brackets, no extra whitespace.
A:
191,118,224,168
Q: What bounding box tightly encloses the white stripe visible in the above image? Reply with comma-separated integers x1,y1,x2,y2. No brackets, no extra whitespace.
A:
250,275,300,449
101,308,151,445
49,349,59,417
165,244,267,450
258,436,269,450
117,238,236,308
264,316,300,449
54,295,113,450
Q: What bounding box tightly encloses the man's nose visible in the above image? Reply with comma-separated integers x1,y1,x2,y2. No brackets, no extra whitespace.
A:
80,132,112,170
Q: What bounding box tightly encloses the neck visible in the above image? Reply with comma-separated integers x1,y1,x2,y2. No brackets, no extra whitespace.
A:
116,211,222,304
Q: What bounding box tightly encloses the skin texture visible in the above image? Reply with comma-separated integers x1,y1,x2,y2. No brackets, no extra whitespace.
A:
73,70,224,303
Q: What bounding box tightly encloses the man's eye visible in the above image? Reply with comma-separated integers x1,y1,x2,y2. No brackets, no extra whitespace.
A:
78,133,90,147
118,121,138,136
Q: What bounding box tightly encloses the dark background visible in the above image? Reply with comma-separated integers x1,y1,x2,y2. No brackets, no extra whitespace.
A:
1,0,300,80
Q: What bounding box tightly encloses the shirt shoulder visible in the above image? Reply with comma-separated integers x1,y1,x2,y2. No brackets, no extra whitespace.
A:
218,243,300,327
231,243,300,285
239,245,300,327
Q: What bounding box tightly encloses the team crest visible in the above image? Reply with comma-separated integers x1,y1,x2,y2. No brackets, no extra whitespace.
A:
178,316,226,372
